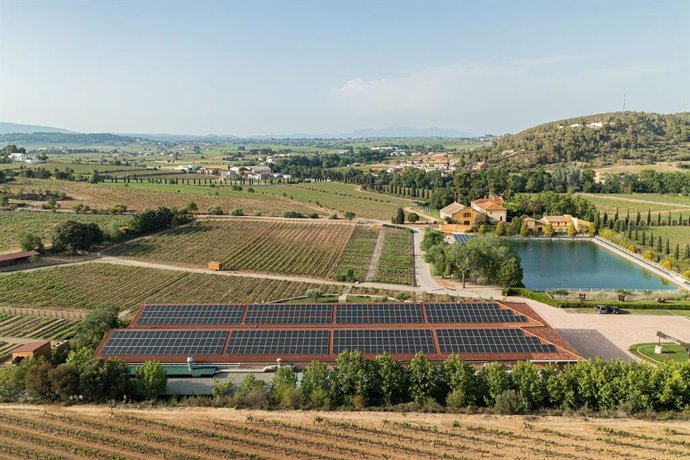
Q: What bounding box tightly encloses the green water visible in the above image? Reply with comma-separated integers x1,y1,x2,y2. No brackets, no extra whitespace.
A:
509,240,674,291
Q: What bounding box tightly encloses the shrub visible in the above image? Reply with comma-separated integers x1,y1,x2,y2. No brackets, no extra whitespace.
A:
643,250,655,261
344,211,356,220
282,211,304,218
208,206,224,215
18,232,44,253
494,389,526,414
229,208,244,216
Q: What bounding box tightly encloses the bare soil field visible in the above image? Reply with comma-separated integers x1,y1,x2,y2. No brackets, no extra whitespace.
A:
0,405,688,459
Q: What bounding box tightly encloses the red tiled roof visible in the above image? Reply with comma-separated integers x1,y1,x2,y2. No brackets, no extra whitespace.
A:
12,340,51,353
0,250,39,263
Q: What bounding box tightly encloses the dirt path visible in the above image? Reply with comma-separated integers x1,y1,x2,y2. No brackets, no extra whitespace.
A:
364,228,386,282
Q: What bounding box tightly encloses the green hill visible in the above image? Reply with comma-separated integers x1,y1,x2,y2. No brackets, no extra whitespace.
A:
491,112,690,167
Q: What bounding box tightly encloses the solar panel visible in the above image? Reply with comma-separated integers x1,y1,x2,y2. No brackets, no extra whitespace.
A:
436,329,556,354
333,329,436,354
244,304,332,324
225,330,329,355
452,233,477,244
100,330,228,356
136,304,244,325
425,303,527,323
336,303,424,324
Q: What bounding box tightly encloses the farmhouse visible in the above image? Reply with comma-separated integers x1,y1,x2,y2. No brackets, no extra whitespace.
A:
11,340,52,363
438,202,485,233
0,250,39,268
525,214,592,235
95,301,580,370
471,196,507,223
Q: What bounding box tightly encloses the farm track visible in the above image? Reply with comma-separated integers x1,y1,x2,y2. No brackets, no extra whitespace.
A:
364,228,386,282
2,406,688,460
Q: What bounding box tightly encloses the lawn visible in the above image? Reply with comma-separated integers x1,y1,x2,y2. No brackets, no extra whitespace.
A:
0,210,131,252
637,225,690,250
630,342,689,364
0,262,341,311
110,219,356,278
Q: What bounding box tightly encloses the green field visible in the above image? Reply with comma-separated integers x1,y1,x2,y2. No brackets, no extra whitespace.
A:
580,193,690,219
638,226,690,250
0,263,341,311
374,227,414,285
261,182,412,219
0,210,131,252
630,342,689,364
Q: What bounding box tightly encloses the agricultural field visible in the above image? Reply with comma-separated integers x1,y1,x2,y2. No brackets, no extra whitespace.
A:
0,262,341,311
110,219,355,278
579,193,690,220
638,225,690,250
374,228,414,285
0,312,78,341
0,210,131,252
262,181,412,220
0,406,688,459
330,225,378,281
5,178,319,216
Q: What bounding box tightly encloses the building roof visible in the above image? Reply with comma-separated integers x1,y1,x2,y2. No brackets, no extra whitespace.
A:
0,250,39,263
543,215,573,223
94,302,581,365
471,197,506,212
12,340,51,353
439,202,469,216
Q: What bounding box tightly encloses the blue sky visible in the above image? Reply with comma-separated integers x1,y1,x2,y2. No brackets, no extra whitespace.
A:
0,0,687,136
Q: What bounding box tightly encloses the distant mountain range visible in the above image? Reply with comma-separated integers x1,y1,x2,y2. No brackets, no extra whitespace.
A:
0,122,474,142
0,122,78,135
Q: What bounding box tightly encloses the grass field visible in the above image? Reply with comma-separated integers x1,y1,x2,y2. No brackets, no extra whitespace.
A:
0,263,340,311
110,219,356,278
0,406,687,459
638,226,690,250
330,225,379,281
0,210,131,252
580,193,690,219
6,178,319,216
630,342,689,364
262,181,412,219
374,228,414,285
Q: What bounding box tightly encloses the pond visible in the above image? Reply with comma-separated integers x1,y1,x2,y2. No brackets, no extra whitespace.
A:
509,239,675,291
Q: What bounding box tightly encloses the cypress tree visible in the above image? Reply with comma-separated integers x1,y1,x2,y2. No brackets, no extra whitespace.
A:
614,207,619,222
657,212,661,226
602,212,608,226
635,209,641,226
641,231,646,246
667,212,672,226
656,237,662,253
674,244,680,260
685,244,690,259
646,209,651,226
624,209,630,226
665,238,670,255
649,234,654,247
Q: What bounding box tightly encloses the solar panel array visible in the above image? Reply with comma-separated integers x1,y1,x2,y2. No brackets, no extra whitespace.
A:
452,233,477,244
336,303,424,324
225,330,329,355
244,304,332,324
100,330,228,356
436,329,557,354
425,302,527,323
333,329,435,354
136,304,244,325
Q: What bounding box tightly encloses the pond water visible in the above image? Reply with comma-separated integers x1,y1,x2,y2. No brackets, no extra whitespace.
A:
509,239,675,291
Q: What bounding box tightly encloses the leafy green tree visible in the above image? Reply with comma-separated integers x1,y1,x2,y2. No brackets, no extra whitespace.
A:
344,211,356,221
510,361,544,411
211,377,233,399
421,229,444,252
18,232,44,253
51,221,104,253
481,362,511,406
567,222,577,237
494,221,506,236
495,257,523,287
375,352,409,405
329,350,374,405
24,361,54,401
544,223,554,237
135,361,167,400
442,355,481,406
306,288,321,302
409,352,439,405
300,361,330,407
271,365,298,404
407,212,419,223
520,221,530,236
48,364,80,401
392,207,405,224
71,306,120,351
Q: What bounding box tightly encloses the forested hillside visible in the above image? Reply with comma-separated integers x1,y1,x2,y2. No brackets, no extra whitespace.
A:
492,112,690,167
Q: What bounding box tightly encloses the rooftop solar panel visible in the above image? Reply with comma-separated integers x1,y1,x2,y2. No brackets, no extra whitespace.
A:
425,302,527,323
436,329,556,354
336,303,424,324
452,233,477,244
333,329,436,354
136,304,244,325
226,330,329,355
244,304,332,324
100,330,228,356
